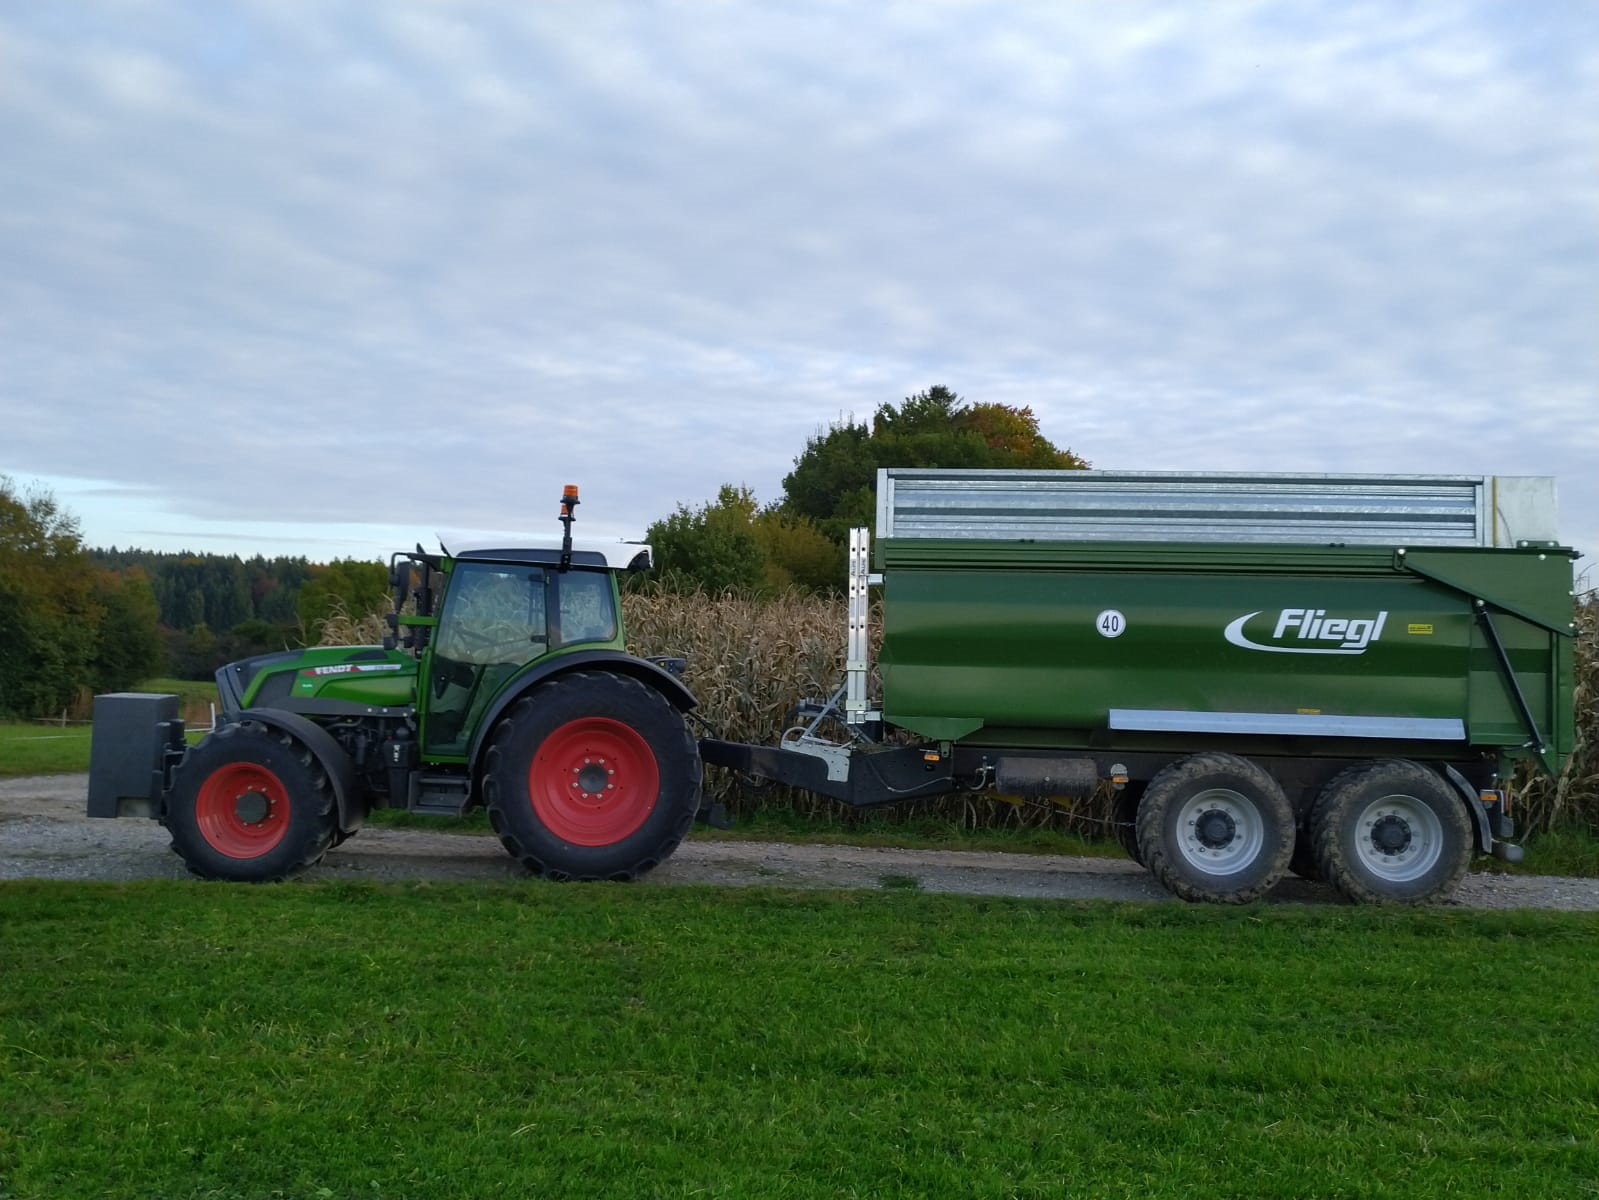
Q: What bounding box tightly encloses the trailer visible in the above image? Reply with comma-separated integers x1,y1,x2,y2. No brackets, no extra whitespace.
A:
87,471,1577,905
701,469,1578,904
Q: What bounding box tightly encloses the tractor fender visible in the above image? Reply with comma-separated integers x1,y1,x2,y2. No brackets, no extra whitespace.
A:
234,707,366,835
466,650,698,772
1442,764,1494,855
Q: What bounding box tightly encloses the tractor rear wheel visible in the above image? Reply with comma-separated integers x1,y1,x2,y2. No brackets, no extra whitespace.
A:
165,720,337,882
1135,752,1294,903
484,671,702,881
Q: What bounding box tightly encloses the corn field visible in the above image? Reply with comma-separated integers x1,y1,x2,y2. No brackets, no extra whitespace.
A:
325,590,1599,840
1512,597,1598,835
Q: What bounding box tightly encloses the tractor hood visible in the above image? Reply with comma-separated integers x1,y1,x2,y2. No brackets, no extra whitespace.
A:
216,646,418,715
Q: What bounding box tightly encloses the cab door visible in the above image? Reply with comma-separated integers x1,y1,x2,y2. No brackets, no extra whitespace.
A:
421,563,549,757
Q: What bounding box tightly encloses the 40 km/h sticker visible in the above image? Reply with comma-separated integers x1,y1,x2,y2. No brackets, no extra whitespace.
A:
1096,609,1127,638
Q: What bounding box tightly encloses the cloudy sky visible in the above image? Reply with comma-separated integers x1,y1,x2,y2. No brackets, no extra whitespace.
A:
2,1,1596,572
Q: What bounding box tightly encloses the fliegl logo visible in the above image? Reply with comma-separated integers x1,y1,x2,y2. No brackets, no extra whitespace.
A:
1224,608,1389,656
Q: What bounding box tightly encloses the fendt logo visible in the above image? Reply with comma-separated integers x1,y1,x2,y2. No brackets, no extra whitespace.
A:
1224,607,1389,656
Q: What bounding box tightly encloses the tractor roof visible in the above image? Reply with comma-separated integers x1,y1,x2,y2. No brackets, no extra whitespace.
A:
452,541,652,571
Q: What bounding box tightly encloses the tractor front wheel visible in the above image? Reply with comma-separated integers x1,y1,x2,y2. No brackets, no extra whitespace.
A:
165,721,337,882
484,671,702,881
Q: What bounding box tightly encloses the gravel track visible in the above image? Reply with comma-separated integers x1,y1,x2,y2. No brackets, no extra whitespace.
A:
5,773,1599,910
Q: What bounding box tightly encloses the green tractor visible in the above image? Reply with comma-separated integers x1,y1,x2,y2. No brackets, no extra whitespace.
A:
88,487,704,882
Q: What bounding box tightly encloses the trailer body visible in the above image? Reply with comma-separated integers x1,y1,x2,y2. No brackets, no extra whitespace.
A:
876,539,1574,777
704,468,1578,904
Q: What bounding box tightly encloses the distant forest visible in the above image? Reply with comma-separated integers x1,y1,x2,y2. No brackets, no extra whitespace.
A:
2,467,396,718
87,548,387,683
90,548,312,630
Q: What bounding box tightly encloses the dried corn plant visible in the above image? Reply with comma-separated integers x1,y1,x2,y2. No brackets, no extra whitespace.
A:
1513,597,1598,836
624,588,1120,833
315,598,391,648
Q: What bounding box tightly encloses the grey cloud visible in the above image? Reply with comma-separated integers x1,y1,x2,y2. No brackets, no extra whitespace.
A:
0,1,1594,559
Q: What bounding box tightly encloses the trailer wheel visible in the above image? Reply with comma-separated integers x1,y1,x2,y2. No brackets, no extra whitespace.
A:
484,671,701,881
1112,784,1145,866
1310,760,1471,905
165,721,337,882
1135,753,1294,903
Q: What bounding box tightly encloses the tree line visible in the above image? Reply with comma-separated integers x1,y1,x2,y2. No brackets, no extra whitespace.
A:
643,385,1086,593
1,474,391,717
1,385,1081,717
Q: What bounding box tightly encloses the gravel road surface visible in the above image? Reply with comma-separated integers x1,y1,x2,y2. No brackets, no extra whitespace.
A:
5,773,1598,910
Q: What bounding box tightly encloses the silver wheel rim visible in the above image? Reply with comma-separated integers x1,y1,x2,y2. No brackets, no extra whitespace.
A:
1354,792,1443,882
1175,788,1264,876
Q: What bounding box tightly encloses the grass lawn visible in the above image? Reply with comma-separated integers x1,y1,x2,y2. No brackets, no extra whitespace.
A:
0,679,216,777
0,723,95,776
1,884,1596,1199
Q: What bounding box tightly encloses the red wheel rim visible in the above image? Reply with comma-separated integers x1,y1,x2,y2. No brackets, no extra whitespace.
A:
194,763,291,858
529,718,659,846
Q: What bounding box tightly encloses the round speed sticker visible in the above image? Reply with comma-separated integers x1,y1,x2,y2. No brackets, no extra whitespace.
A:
1096,609,1127,638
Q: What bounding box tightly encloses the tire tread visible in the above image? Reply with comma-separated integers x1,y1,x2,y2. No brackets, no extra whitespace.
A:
165,720,336,882
483,671,700,881
1309,758,1471,905
1135,751,1294,904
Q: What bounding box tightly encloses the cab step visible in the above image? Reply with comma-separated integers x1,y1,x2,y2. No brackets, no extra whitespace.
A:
409,773,472,816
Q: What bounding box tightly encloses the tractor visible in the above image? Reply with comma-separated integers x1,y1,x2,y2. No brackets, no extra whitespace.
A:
88,486,704,882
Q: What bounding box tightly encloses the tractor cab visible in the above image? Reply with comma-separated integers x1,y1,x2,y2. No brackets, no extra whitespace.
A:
415,545,638,755
384,485,653,759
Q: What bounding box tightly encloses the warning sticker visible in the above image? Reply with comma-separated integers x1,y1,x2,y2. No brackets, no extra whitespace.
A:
1407,623,1434,635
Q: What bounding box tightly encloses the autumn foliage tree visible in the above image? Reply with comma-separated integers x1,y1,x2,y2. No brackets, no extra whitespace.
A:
644,386,1084,593
0,477,163,716
781,385,1087,540
644,486,841,595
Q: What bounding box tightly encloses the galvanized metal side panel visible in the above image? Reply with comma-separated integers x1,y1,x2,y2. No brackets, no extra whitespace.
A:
877,468,1560,548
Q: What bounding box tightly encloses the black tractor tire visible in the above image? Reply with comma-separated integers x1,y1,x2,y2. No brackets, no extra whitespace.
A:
1135,752,1294,904
1309,759,1471,905
1112,783,1145,866
165,720,337,882
484,671,702,881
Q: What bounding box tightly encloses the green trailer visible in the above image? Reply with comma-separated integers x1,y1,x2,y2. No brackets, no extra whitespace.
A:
702,469,1579,904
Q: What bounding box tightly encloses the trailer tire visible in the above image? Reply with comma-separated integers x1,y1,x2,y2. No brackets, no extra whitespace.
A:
1136,753,1294,903
484,671,701,881
1112,784,1145,866
165,721,337,882
1310,759,1471,905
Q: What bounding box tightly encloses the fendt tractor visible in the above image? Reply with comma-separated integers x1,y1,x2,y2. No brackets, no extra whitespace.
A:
90,470,1579,905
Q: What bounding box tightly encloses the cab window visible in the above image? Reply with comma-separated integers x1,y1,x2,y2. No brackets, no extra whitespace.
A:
555,569,617,645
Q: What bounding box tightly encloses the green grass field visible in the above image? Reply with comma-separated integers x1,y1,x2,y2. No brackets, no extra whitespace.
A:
1,883,1596,1199
0,722,94,776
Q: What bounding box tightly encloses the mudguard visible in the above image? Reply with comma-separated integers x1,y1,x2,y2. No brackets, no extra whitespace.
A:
1442,764,1495,855
234,707,366,834
466,649,698,770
